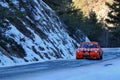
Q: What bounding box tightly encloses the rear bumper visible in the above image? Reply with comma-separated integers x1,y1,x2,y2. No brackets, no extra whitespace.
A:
76,51,100,59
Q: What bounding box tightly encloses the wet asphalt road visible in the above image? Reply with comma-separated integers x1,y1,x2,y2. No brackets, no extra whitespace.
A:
0,52,120,80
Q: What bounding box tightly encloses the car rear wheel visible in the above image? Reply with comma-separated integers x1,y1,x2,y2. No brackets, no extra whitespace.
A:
100,55,103,59
76,57,83,60
98,54,103,60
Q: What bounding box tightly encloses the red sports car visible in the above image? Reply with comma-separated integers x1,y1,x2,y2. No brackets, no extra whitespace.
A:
76,42,103,60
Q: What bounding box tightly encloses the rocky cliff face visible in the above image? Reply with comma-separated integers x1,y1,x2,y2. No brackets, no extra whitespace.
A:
0,0,86,66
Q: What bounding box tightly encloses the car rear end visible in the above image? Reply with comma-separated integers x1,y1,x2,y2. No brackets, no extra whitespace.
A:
76,42,103,59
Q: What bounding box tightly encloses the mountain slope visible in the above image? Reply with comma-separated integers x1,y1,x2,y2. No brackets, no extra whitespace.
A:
0,0,86,66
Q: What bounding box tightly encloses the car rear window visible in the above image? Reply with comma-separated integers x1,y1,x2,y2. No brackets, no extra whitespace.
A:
81,43,98,48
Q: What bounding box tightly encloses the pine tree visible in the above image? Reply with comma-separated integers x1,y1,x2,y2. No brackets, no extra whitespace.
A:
106,0,120,27
81,11,103,42
105,0,120,47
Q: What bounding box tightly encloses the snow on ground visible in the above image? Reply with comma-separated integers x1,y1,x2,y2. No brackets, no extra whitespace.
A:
0,2,9,8
102,48,120,52
85,37,90,42
0,52,14,66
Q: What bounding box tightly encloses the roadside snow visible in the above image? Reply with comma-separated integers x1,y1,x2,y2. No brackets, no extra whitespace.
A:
0,2,9,8
0,52,14,66
102,48,120,52
85,37,90,42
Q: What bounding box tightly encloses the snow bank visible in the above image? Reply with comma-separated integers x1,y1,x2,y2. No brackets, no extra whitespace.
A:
102,48,120,52
85,37,90,42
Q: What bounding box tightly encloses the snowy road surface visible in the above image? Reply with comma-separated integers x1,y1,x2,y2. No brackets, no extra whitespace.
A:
0,49,120,80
